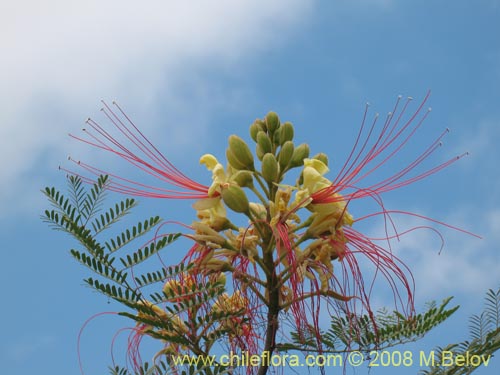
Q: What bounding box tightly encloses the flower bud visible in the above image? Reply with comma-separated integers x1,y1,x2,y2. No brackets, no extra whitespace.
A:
226,148,246,170
280,122,294,144
256,144,266,161
278,141,294,169
249,202,267,220
256,131,272,154
272,127,281,145
228,135,255,171
265,111,280,134
221,185,250,213
250,120,265,142
312,152,329,167
261,153,279,183
289,143,310,168
231,170,254,188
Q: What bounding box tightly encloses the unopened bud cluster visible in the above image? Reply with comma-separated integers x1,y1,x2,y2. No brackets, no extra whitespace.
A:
189,111,353,298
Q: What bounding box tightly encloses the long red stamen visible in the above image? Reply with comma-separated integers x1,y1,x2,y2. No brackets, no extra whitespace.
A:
343,227,416,316
312,93,471,207
68,101,210,199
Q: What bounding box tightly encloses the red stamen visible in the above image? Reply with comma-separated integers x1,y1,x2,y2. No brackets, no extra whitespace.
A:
68,101,210,199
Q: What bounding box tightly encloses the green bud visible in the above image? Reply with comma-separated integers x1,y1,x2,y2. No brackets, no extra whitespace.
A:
265,111,280,134
228,135,254,171
280,122,294,144
226,148,247,170
312,152,329,167
289,143,310,168
249,120,265,142
259,118,268,133
231,170,254,188
256,131,272,154
272,127,281,145
221,185,250,214
278,141,294,169
256,144,266,161
261,153,279,183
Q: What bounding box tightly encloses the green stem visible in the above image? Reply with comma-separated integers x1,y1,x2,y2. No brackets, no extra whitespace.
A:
290,215,314,233
280,290,351,311
254,173,270,199
257,251,281,375
294,231,312,247
250,186,269,208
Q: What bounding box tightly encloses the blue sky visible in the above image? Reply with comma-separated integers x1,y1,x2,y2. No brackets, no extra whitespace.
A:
1,1,499,374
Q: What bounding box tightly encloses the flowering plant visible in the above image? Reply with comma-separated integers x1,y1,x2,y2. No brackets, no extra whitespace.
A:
43,92,477,375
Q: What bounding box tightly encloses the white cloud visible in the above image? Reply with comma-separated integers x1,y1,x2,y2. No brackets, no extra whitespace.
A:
0,0,313,217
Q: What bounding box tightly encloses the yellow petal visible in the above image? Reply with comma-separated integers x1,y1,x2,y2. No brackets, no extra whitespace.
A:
200,154,219,170
304,158,329,175
193,197,221,210
302,166,332,193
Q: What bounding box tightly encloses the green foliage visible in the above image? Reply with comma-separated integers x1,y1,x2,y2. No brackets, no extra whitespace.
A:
280,297,459,354
420,287,500,375
109,359,233,375
42,175,180,305
44,175,114,230
42,175,244,374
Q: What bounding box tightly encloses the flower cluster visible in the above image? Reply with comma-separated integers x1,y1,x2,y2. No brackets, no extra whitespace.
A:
69,92,475,372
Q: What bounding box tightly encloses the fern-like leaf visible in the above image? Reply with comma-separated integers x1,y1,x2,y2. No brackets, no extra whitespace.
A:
282,297,458,354
106,216,162,253
420,286,500,375
485,288,500,329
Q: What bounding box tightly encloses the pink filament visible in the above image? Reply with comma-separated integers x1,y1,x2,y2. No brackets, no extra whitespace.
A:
68,101,210,199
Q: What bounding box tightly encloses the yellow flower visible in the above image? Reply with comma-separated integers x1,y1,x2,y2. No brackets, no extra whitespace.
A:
212,291,247,314
200,154,228,196
295,158,354,236
226,227,260,263
194,154,229,229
